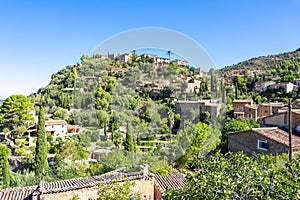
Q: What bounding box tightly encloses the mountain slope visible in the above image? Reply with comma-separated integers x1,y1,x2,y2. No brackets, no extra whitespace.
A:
220,49,300,77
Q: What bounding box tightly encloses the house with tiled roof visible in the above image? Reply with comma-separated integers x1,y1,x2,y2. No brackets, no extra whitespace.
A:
232,99,287,120
0,166,186,200
228,127,300,156
232,99,254,119
26,120,79,146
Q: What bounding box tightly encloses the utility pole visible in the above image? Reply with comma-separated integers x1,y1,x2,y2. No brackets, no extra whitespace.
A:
288,99,293,161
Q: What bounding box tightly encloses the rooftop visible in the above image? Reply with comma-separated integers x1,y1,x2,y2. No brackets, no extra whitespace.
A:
154,169,186,192
0,168,149,200
45,120,68,126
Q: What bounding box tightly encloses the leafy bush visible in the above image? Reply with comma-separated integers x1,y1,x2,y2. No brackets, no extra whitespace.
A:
166,151,300,199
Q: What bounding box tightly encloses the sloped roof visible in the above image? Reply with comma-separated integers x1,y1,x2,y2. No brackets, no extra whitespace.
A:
263,110,300,119
154,169,186,192
45,120,68,126
233,99,252,103
0,185,36,200
0,168,149,200
228,127,300,149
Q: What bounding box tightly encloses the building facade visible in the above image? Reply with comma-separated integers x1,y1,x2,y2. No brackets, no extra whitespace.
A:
228,127,300,156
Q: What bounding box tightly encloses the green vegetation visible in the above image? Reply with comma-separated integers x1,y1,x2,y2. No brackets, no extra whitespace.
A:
123,121,136,152
0,94,34,137
35,107,48,177
98,180,137,200
0,144,11,188
221,50,300,103
166,151,300,199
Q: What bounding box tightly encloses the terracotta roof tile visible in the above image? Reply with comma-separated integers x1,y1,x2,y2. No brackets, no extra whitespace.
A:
0,168,149,200
154,169,185,192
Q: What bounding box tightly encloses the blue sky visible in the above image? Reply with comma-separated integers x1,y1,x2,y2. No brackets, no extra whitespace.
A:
0,0,299,99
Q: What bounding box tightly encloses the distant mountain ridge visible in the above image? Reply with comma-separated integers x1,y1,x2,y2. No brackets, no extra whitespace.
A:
220,48,300,77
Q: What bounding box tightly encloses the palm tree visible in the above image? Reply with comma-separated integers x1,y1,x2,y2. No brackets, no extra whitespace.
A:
167,50,171,61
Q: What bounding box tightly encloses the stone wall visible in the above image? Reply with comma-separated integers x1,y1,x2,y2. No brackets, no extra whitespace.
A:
228,131,288,156
263,114,286,127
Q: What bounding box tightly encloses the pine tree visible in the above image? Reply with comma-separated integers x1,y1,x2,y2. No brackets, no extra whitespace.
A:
35,107,48,177
123,121,135,152
0,144,11,188
136,133,140,145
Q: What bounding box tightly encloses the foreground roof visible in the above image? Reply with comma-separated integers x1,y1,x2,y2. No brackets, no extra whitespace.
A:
154,169,186,192
0,168,149,200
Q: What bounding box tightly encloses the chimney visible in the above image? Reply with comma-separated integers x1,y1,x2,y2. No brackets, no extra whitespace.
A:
140,164,149,176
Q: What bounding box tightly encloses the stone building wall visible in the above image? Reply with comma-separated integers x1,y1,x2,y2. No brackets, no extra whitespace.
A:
263,114,286,127
228,131,288,156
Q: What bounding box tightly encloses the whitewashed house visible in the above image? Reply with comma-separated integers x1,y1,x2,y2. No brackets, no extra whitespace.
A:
45,120,68,139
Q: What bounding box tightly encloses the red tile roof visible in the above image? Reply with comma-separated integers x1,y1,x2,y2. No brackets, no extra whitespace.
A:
154,169,186,192
0,168,149,200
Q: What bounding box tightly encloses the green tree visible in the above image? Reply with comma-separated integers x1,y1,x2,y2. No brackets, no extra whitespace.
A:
166,151,300,199
200,111,210,124
0,94,34,134
96,109,110,128
222,118,260,134
123,121,135,152
233,74,246,97
35,107,48,178
98,180,136,200
53,107,68,120
0,144,11,188
94,84,110,110
55,139,88,161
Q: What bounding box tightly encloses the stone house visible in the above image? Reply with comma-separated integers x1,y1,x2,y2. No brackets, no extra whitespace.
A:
108,53,132,63
258,102,286,118
232,99,287,120
0,166,185,200
261,110,300,130
228,127,300,156
185,77,201,94
232,99,253,119
174,99,221,119
244,104,258,120
268,82,295,93
253,81,276,92
173,59,188,67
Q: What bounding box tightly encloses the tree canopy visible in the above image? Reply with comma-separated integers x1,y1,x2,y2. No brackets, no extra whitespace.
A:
0,94,34,134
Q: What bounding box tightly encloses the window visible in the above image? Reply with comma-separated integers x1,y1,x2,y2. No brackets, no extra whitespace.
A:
52,125,54,128
248,113,252,118
257,139,269,150
62,125,64,128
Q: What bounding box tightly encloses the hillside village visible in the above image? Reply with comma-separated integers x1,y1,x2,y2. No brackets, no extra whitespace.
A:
1,49,300,199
